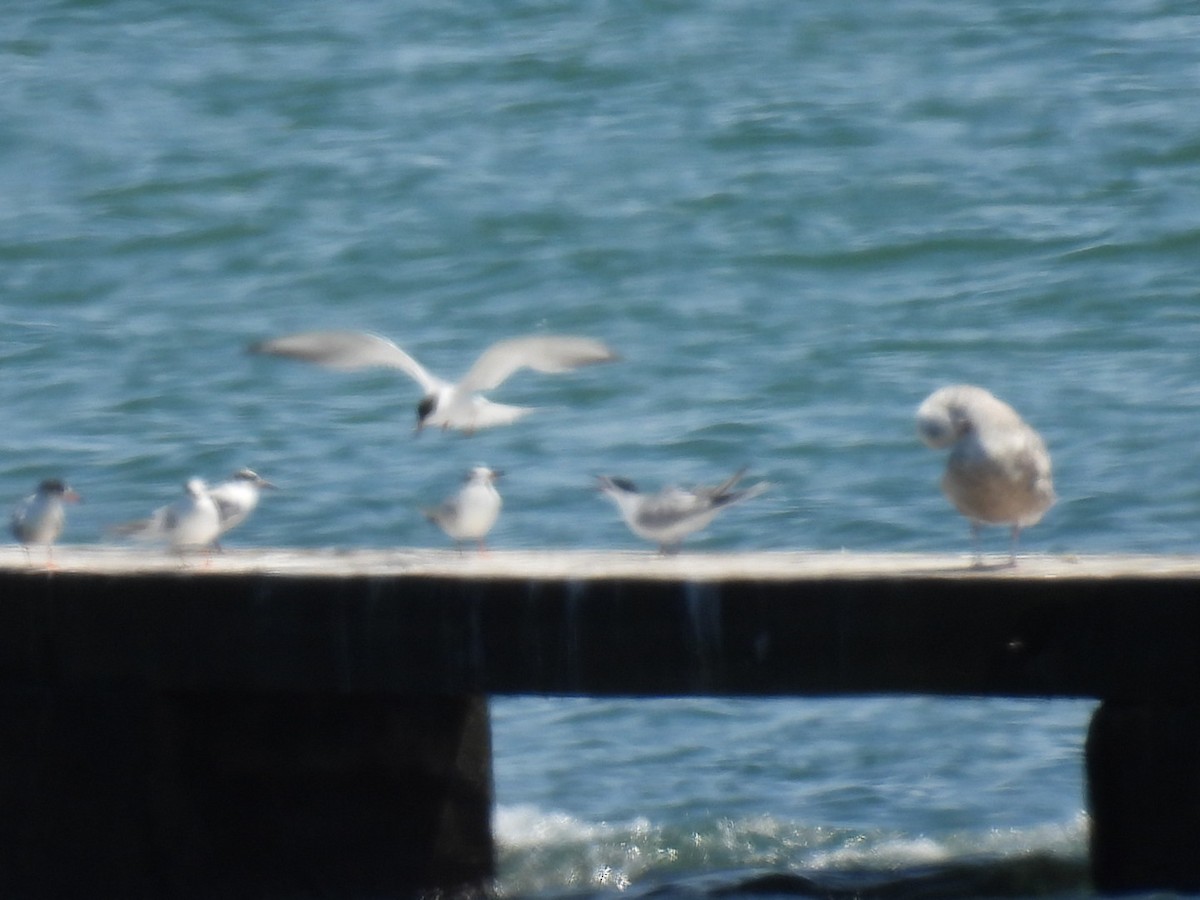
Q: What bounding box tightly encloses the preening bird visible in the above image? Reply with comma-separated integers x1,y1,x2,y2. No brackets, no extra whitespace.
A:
916,384,1055,565
249,330,618,433
111,477,223,554
208,468,276,539
11,478,81,566
424,466,503,551
597,467,768,554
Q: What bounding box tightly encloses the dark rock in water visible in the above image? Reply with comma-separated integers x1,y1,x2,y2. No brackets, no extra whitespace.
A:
609,854,1089,900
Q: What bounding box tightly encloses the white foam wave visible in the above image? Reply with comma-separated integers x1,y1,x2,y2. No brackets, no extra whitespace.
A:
495,805,1090,896
495,803,651,850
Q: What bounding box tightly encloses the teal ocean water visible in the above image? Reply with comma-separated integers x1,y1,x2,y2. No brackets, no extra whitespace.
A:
3,1,1198,895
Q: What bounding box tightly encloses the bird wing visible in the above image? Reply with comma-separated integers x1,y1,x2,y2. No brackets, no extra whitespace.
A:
10,496,32,533
633,488,711,530
208,484,248,531
457,336,617,393
108,506,171,540
715,480,770,508
422,497,459,527
637,478,766,531
1003,428,1054,489
250,330,442,393
697,467,747,498
464,399,537,429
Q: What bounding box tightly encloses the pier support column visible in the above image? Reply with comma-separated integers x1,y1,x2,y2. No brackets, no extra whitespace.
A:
0,688,494,898
1086,702,1200,894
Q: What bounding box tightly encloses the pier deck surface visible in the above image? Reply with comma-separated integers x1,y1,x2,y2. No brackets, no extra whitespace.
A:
2,546,1199,578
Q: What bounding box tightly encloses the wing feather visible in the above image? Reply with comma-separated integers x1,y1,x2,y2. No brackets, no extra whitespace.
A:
250,331,441,393
458,336,617,393
209,491,247,531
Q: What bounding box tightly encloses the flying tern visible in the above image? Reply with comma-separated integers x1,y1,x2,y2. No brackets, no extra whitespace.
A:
249,329,618,433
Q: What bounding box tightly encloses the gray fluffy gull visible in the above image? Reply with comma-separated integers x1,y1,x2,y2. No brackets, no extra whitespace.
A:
916,384,1055,565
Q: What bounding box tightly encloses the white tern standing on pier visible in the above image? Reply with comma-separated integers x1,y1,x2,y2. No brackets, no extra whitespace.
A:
11,479,81,565
916,384,1055,565
249,330,618,433
424,466,503,551
596,468,769,554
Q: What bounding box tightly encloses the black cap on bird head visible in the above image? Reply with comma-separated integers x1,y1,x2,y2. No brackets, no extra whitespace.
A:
416,394,437,431
596,475,638,494
38,479,81,502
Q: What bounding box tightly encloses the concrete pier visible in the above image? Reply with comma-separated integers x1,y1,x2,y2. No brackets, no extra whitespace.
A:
1,547,1199,896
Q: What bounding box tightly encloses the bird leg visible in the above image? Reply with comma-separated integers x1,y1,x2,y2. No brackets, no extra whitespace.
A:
1007,525,1021,568
969,521,984,568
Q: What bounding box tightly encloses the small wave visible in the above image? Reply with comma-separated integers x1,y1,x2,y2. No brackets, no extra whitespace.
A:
806,816,1087,871
495,807,1088,898
496,804,648,850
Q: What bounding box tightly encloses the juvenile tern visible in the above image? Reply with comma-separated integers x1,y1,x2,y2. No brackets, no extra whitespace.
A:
916,384,1055,565
249,330,618,433
424,466,503,551
112,477,222,554
597,468,768,554
11,479,81,565
208,468,276,539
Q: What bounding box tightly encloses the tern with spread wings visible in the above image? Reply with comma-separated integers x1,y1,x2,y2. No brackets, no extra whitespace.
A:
250,330,618,433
